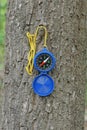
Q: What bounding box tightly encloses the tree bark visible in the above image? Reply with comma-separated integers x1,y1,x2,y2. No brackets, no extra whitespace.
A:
1,0,86,130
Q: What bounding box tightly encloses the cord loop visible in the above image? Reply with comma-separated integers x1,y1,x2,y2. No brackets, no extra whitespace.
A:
26,26,48,75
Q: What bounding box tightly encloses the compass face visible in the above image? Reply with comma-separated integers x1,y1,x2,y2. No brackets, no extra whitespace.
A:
36,53,52,70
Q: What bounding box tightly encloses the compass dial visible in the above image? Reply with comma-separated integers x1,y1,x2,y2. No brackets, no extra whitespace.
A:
36,53,52,70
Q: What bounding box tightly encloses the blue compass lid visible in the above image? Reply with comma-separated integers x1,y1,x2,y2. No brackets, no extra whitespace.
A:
32,73,54,96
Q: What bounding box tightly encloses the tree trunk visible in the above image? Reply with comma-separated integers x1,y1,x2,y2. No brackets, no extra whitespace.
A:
1,0,86,130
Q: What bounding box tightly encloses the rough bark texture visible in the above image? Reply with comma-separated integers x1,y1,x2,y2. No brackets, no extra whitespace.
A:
1,0,86,130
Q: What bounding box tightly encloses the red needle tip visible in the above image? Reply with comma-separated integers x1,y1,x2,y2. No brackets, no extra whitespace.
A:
39,57,49,67
39,61,45,67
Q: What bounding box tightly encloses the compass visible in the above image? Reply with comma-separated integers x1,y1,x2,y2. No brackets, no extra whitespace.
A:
26,26,56,96
34,48,56,72
33,48,56,96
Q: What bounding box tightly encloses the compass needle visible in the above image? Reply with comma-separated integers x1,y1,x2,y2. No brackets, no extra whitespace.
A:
39,57,50,67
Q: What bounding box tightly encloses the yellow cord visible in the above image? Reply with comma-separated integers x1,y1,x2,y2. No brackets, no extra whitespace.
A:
25,26,48,75
35,26,47,48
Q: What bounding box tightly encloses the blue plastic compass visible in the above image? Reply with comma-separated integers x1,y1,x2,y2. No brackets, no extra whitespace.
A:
32,47,56,96
26,26,56,96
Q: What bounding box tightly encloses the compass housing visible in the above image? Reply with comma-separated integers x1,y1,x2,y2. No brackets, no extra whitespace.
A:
34,48,56,73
